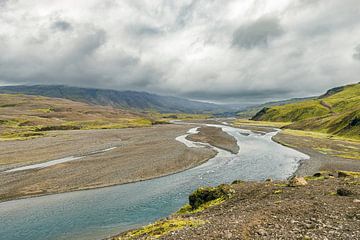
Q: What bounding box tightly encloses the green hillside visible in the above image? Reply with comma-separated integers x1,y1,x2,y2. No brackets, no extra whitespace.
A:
251,83,360,139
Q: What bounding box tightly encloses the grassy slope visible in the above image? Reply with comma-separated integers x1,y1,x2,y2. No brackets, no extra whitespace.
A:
251,83,360,139
0,94,153,140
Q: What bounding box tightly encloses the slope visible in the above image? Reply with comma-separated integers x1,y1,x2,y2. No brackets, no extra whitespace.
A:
251,83,360,139
0,93,152,140
0,85,227,114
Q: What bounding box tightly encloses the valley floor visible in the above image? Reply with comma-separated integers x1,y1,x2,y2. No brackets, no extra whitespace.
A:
0,124,218,202
232,120,360,176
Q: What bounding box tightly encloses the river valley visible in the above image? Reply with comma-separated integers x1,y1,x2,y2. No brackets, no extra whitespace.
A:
0,124,309,240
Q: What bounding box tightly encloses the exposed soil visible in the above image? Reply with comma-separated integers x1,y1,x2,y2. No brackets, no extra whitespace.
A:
273,132,360,176
118,175,360,240
0,124,217,202
186,126,239,154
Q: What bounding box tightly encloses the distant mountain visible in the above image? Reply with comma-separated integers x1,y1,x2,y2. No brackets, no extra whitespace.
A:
252,83,360,139
0,85,229,114
235,97,315,119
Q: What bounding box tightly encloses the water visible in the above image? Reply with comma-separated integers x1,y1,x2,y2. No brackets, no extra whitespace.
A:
5,147,118,173
0,124,308,240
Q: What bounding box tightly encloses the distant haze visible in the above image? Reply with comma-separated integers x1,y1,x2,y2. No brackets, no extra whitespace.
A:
0,0,359,104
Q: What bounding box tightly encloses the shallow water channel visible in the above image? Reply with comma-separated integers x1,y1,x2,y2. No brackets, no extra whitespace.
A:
0,124,308,240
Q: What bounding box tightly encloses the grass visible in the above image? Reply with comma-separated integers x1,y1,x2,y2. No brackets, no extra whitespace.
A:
0,93,153,140
232,119,291,128
176,184,235,215
338,171,360,178
251,83,360,140
176,197,226,215
147,112,212,121
115,218,205,240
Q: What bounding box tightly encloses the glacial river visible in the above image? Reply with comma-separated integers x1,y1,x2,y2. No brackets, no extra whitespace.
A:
0,124,308,240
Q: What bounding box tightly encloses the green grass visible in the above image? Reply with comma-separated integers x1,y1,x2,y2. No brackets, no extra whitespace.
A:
251,83,360,140
176,197,226,215
0,93,154,141
116,218,205,240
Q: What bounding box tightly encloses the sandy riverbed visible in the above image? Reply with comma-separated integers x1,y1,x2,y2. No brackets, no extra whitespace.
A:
0,124,218,202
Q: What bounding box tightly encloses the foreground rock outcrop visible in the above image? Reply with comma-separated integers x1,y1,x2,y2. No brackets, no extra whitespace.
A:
112,171,360,240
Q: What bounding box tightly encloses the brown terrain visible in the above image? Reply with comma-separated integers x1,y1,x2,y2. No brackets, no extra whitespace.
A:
0,93,153,140
273,131,360,176
113,172,360,240
0,124,219,202
186,126,239,154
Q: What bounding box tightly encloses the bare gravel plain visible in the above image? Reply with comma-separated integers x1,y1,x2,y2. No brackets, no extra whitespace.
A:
0,124,217,202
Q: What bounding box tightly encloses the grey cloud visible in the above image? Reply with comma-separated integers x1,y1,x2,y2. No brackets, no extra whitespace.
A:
232,17,284,49
52,20,73,32
1,0,360,104
353,44,360,61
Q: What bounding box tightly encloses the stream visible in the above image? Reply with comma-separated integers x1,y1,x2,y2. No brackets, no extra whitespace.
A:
0,124,309,240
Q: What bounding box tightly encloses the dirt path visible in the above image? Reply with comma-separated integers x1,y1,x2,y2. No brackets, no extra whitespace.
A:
186,126,239,154
0,124,217,202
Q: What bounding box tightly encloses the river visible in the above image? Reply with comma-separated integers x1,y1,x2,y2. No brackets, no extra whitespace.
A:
0,124,308,240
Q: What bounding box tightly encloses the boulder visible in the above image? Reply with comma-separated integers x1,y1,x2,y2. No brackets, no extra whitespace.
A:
337,188,352,196
288,176,308,187
189,184,235,209
338,171,351,178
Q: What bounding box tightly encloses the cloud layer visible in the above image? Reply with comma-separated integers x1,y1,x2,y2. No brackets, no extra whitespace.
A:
0,0,360,103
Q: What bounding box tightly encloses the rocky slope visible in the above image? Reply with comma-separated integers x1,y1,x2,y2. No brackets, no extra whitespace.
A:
112,171,360,240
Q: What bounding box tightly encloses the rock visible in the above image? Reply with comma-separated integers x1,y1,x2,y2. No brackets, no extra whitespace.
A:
336,188,352,196
353,199,360,203
231,180,243,185
189,184,234,209
288,176,308,187
265,178,272,182
257,229,268,236
338,171,351,178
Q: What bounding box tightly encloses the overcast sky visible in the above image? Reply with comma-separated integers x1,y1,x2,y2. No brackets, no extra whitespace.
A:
0,0,359,104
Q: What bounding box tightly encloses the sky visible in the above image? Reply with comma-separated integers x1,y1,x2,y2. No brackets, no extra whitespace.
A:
0,0,360,104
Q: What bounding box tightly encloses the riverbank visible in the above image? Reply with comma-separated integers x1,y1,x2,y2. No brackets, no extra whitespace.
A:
0,124,217,202
111,172,360,239
230,119,360,176
186,126,239,154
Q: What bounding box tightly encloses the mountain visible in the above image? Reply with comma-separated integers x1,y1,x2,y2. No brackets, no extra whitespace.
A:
0,85,228,114
0,93,152,140
252,83,360,139
236,97,315,118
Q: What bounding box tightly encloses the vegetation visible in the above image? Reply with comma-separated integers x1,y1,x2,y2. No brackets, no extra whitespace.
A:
0,94,153,140
251,83,360,140
232,119,291,128
115,218,205,240
177,184,235,215
0,85,227,114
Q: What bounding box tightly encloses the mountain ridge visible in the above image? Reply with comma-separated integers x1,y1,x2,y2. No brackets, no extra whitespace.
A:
0,85,228,114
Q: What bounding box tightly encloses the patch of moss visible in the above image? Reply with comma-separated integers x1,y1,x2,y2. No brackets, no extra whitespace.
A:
273,189,283,194
176,197,226,215
188,184,235,210
176,184,235,215
274,183,288,187
116,218,205,240
337,171,360,178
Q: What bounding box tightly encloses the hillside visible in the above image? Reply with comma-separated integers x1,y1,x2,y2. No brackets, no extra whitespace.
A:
251,83,360,139
0,94,152,140
0,85,228,114
112,172,360,240
236,97,314,118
